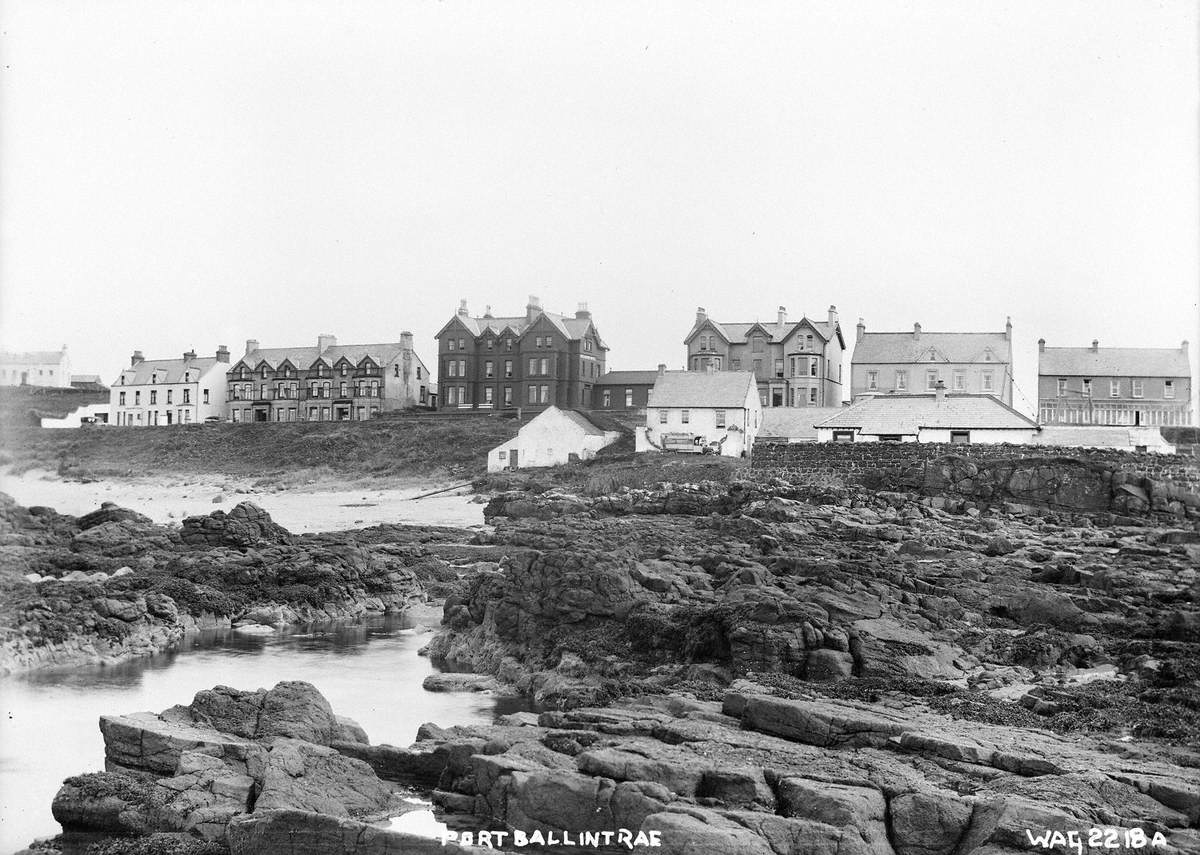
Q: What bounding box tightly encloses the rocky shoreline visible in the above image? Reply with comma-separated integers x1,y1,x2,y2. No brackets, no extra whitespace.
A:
0,494,492,675
11,450,1200,853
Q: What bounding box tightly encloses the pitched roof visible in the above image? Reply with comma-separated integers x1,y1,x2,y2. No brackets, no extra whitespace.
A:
1,349,67,365
852,331,1011,364
595,370,661,386
1038,346,1191,378
70,374,103,384
236,342,413,371
686,316,841,347
759,407,847,440
117,357,220,385
524,405,606,436
815,393,1037,434
647,371,757,408
444,308,607,348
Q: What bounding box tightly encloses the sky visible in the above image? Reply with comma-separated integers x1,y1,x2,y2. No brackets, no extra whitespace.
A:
1,0,1197,417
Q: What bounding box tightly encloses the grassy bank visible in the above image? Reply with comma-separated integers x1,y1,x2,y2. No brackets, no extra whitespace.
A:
1,394,519,482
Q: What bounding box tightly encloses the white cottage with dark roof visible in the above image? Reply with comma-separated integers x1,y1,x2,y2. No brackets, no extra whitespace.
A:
110,347,230,426
225,333,433,423
814,386,1038,444
851,318,1014,404
637,370,762,457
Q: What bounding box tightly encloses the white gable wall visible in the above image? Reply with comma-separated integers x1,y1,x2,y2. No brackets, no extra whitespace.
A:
488,407,620,471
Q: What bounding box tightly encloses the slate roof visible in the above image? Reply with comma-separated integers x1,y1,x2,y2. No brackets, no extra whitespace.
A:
1032,426,1175,451
1,350,67,364
759,407,848,440
117,357,221,386
647,371,757,408
686,317,841,347
1038,347,1191,378
814,394,1037,435
236,343,411,371
444,309,607,348
595,370,661,386
852,331,1011,364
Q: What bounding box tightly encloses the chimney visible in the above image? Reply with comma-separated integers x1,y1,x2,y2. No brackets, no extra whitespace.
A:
483,304,494,318
216,345,230,363
1091,339,1099,352
856,318,865,342
130,350,144,367
913,322,922,340
400,331,414,350
696,306,707,325
828,304,838,326
317,333,337,352
183,349,197,361
657,363,666,376
1038,338,1046,353
1182,340,1189,355
934,379,946,401
777,306,787,326
576,301,591,319
526,295,541,323
458,299,469,317
1005,316,1012,341
245,339,259,356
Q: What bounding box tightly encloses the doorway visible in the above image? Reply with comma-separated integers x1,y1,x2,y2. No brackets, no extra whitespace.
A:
509,449,519,470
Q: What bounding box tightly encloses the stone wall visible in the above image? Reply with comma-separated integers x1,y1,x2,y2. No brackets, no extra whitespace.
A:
750,442,1200,518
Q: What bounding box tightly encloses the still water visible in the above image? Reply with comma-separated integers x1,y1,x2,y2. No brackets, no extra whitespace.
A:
0,614,519,854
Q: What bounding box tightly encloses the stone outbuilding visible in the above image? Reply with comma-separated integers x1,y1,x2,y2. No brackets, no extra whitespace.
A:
488,406,622,472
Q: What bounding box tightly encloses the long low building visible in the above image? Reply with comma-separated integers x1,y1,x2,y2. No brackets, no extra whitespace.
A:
814,386,1039,444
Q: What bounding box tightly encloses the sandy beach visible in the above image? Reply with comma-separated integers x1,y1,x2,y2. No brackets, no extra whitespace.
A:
0,468,485,532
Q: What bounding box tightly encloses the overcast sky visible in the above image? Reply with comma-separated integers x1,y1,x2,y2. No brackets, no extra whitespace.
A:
1,0,1197,415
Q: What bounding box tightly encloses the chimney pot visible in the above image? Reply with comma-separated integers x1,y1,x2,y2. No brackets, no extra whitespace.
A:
1091,339,1099,352
1038,338,1046,353
1182,340,1189,354
657,363,666,375
777,306,787,326
828,304,838,326
183,349,196,361
130,350,144,367
856,318,865,342
696,306,707,324
216,345,230,363
576,301,591,319
913,322,922,340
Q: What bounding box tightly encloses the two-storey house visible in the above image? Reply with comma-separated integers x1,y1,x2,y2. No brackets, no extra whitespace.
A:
851,318,1014,404
110,347,230,426
1037,339,1193,426
0,346,71,387
682,305,846,408
636,369,762,457
225,333,433,423
435,297,607,412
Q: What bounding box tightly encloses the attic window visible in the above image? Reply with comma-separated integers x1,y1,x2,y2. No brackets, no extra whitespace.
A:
985,352,992,361
929,351,936,361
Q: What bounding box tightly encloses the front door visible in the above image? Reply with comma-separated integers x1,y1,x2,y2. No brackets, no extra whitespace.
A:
254,408,269,422
509,449,518,470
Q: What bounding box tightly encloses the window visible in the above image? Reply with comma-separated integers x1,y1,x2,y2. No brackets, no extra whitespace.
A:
924,370,938,390
867,371,878,391
775,359,784,378
624,388,633,407
953,371,965,391
134,391,141,404
448,361,457,378
458,338,465,350
681,409,690,424
166,390,173,405
731,359,741,370
504,360,513,378
1082,379,1093,396
119,391,126,405
896,371,907,391
809,358,818,377
485,360,494,378
984,351,992,361
503,386,512,405
340,382,348,397
1164,380,1175,399
878,435,903,442
981,371,994,392
458,360,465,376
340,364,348,377
752,336,764,352
529,358,537,375
417,366,422,379
528,385,537,403
809,388,817,404
150,373,156,384
505,338,513,350
1057,378,1067,396
448,339,456,351
753,359,762,375
950,430,970,444
1110,380,1120,398
150,390,157,404
715,409,726,428
806,334,814,350
486,338,494,350
602,389,612,408
539,385,548,403
446,386,458,405
484,387,494,404
1132,379,1144,398
540,358,549,375
833,430,855,443
659,409,668,424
